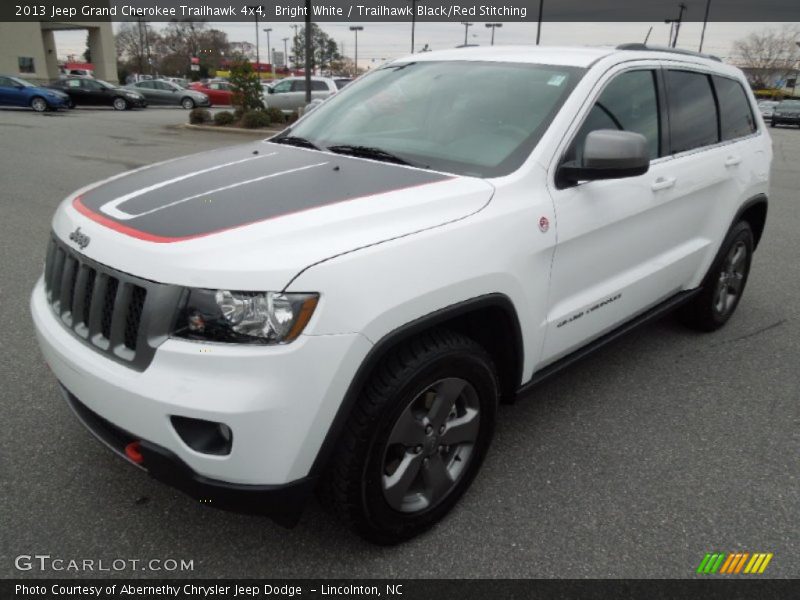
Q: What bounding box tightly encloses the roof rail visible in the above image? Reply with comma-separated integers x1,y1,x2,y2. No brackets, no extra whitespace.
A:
616,43,722,62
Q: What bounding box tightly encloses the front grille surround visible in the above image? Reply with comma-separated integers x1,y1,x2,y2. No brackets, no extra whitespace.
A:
43,235,183,371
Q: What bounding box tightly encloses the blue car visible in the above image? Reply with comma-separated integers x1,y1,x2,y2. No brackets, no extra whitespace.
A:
0,75,70,111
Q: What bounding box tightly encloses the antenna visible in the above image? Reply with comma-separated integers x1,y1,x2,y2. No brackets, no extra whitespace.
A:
644,26,653,44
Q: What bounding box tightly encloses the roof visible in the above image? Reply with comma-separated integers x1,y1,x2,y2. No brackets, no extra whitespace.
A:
396,44,730,70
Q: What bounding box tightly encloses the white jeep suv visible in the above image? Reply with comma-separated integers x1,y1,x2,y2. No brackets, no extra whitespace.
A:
31,45,770,544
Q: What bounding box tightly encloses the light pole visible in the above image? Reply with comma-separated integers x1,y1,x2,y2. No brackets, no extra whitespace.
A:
282,37,289,72
485,23,502,46
536,0,544,45
246,6,262,68
665,3,687,48
263,28,272,74
411,0,417,53
350,25,363,77
461,22,473,47
698,0,712,52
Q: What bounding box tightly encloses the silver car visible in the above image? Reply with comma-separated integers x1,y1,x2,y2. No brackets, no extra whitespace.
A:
264,76,338,113
758,100,779,119
125,79,211,109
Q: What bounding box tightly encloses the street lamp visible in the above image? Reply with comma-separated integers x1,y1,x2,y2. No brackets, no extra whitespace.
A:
485,23,502,46
282,37,289,72
350,26,364,77
461,22,473,47
263,28,272,74
246,6,263,67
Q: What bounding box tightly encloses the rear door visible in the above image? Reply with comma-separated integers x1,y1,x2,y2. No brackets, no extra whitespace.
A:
542,63,712,364
0,76,21,106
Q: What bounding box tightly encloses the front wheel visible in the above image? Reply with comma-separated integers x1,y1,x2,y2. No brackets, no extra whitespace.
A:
112,97,128,111
322,329,498,544
30,97,48,112
181,97,195,110
679,221,754,331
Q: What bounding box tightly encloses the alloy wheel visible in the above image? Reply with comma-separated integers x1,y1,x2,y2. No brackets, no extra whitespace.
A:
382,377,480,514
31,97,47,112
713,240,747,316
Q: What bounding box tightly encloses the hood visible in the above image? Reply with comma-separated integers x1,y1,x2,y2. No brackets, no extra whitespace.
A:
52,142,494,290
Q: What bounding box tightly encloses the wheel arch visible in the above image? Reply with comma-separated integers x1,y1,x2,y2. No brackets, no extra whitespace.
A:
735,194,768,250
308,293,524,478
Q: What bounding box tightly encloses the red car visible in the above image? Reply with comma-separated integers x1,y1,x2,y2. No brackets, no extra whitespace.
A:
189,80,233,105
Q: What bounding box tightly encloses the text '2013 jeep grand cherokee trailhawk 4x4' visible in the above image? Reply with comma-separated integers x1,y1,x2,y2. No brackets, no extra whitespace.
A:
32,45,771,544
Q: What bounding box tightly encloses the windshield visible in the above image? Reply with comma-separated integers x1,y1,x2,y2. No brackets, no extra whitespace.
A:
95,79,116,89
10,77,34,88
283,61,584,177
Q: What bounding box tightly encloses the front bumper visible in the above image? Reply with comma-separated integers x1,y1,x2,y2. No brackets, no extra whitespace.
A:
31,276,372,506
63,387,315,526
771,114,800,125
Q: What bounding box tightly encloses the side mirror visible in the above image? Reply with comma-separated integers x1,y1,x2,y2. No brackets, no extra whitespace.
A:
558,129,650,186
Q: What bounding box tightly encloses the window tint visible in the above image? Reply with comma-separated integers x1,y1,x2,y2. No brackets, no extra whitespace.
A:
0,76,13,87
137,81,154,89
292,80,306,92
665,70,719,153
713,76,756,140
568,70,660,162
272,80,292,93
311,80,328,91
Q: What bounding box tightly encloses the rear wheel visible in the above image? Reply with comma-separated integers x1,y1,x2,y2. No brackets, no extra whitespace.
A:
112,97,128,111
181,97,195,110
30,97,48,112
679,221,754,331
322,329,498,544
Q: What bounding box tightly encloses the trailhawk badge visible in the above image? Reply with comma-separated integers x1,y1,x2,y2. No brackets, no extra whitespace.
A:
68,227,91,250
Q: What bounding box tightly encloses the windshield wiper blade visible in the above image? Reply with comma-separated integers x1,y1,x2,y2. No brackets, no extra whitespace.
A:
326,144,415,166
271,135,320,150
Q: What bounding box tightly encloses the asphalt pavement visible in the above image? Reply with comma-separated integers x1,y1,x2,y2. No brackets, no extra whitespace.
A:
0,106,798,578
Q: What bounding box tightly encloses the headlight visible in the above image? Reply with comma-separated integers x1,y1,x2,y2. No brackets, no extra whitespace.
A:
173,289,319,344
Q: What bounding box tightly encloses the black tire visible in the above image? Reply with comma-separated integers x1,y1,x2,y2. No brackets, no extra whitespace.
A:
112,97,128,111
30,97,48,112
322,329,498,544
181,97,195,110
67,98,76,109
770,120,776,128
679,221,754,332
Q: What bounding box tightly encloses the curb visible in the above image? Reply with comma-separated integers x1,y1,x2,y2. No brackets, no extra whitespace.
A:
182,123,284,135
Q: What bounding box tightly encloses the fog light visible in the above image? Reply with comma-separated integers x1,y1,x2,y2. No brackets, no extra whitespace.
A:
171,416,233,456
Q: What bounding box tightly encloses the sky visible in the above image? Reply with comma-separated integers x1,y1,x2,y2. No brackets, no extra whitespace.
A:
53,21,797,67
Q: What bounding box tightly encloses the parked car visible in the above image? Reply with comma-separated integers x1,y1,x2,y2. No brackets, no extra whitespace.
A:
60,68,93,79
0,75,70,111
162,77,189,88
770,99,800,127
758,100,779,119
31,45,770,544
126,79,210,109
47,77,146,110
333,77,353,89
264,76,338,113
188,80,233,105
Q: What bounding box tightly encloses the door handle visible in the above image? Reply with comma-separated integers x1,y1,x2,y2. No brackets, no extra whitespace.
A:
724,156,742,167
651,176,676,192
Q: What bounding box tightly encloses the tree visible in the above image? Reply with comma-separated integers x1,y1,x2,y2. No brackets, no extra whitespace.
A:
83,32,91,63
228,58,265,113
292,24,342,73
115,21,160,75
160,21,230,77
732,25,800,89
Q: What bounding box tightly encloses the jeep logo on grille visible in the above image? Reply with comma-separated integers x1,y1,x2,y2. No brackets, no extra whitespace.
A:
69,227,91,250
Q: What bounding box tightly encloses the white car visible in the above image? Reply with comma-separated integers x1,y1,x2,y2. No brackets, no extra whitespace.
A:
263,76,338,113
31,44,770,544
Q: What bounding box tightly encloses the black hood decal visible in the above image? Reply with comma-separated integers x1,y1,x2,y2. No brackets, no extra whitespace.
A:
74,143,451,242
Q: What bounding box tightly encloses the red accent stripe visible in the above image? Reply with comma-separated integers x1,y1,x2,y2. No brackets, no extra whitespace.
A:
72,176,456,244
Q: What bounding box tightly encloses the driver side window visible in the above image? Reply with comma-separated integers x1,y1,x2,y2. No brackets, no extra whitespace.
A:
272,80,292,93
568,70,661,164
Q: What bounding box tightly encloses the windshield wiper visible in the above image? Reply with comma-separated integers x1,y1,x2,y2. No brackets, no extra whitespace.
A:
271,135,320,150
326,144,418,167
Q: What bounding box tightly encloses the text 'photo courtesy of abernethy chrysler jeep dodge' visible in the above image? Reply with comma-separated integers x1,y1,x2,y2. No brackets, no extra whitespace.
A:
31,44,771,544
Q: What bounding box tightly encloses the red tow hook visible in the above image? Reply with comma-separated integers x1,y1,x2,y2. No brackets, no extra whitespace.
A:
125,441,144,465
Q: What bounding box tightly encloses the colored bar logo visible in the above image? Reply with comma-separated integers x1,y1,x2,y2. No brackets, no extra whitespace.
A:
697,552,773,574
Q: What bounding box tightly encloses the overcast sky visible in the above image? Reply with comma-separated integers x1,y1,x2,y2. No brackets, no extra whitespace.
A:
53,21,797,66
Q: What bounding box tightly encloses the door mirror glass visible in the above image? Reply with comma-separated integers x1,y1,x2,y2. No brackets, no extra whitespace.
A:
559,130,650,184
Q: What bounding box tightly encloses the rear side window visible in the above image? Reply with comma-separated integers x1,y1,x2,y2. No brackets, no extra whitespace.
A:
665,70,719,153
568,69,661,162
713,76,756,140
311,80,328,91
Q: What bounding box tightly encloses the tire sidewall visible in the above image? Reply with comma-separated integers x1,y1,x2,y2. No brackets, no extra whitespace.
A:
360,351,498,540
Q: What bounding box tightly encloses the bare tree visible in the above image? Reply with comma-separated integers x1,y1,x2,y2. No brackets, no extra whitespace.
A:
116,21,160,75
732,25,800,89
